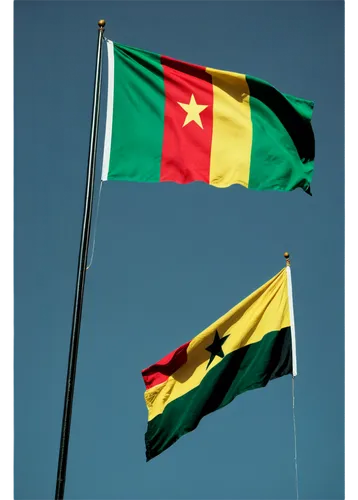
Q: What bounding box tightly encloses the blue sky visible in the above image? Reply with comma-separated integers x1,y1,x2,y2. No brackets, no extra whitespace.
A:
14,1,344,499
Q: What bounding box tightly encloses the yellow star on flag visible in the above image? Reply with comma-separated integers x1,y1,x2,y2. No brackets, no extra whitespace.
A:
177,94,209,129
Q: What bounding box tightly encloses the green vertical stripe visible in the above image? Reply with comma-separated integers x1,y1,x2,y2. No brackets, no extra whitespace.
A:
108,43,165,182
247,75,314,192
145,327,292,461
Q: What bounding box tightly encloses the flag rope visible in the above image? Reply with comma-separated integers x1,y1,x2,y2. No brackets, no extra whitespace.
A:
292,375,299,500
86,180,103,270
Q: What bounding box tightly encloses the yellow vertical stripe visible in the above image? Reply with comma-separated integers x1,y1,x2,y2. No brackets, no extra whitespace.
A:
206,68,252,188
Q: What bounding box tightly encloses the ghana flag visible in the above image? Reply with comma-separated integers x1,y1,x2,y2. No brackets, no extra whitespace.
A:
102,41,315,193
142,266,296,460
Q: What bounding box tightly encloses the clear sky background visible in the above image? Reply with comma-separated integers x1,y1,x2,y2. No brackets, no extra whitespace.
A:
14,1,344,499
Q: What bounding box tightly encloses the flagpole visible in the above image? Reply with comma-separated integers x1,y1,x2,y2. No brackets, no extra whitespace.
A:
285,252,297,377
284,252,299,500
55,19,106,500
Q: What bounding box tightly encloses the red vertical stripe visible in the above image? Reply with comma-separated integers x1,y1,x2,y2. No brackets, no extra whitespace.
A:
160,56,213,184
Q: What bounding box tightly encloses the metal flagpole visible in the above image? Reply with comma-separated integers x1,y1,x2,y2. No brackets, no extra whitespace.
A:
285,252,297,377
284,252,299,500
55,19,106,500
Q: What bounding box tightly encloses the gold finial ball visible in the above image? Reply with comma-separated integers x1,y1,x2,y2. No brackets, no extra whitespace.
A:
284,252,290,259
98,19,106,28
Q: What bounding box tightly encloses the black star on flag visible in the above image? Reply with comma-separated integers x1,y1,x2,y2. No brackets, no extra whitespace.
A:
205,330,230,369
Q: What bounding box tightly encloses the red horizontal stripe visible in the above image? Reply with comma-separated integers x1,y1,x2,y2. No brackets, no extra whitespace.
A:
142,341,190,390
160,55,213,184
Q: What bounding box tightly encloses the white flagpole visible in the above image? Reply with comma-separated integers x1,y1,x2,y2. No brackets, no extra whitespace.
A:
285,252,297,377
284,252,299,500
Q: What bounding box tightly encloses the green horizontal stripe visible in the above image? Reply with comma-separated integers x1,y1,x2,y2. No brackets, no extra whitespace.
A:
108,43,165,182
247,75,314,193
145,327,292,461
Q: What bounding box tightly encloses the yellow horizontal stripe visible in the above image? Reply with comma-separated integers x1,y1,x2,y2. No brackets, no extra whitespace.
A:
206,68,252,188
145,268,290,421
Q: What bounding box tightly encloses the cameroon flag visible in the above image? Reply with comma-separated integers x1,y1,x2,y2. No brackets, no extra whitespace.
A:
142,267,296,460
102,41,314,193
